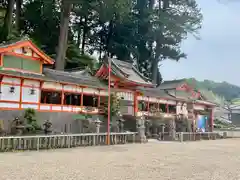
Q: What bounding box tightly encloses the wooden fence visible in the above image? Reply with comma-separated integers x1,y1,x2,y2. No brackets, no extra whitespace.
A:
176,132,223,142
0,132,136,152
158,132,224,141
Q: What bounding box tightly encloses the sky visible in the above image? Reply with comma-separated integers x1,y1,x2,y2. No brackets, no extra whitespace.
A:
161,0,240,85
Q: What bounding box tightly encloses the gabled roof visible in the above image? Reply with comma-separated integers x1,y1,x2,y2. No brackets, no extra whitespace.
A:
43,68,106,89
0,68,107,89
137,87,177,100
0,37,54,64
158,79,186,90
96,57,155,87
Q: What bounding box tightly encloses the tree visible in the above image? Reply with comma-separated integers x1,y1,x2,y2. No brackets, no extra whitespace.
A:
147,0,202,83
24,108,41,133
55,0,72,70
0,0,15,41
15,0,22,32
0,0,203,78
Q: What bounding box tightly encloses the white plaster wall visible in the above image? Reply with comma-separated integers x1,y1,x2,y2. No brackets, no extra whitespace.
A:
22,88,40,103
23,80,40,87
2,77,20,84
99,90,108,96
117,91,134,101
167,100,176,105
13,47,32,56
73,107,81,112
0,102,19,108
63,85,82,93
62,106,72,112
42,82,62,90
0,84,20,101
158,99,167,104
137,96,176,105
149,97,158,103
22,104,38,109
137,96,149,101
52,106,62,111
194,104,205,111
40,105,51,110
82,88,99,95
22,80,40,103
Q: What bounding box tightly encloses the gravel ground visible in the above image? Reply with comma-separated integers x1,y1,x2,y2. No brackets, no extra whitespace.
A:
1,139,240,180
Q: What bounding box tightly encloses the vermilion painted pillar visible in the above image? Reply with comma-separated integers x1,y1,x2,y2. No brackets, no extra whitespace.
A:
210,108,214,132
134,92,138,116
166,104,169,113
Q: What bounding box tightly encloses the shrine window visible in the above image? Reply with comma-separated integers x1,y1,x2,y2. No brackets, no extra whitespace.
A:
149,102,158,112
41,91,61,104
138,100,148,111
159,104,167,113
82,94,98,107
169,105,176,114
64,93,81,106
99,96,107,107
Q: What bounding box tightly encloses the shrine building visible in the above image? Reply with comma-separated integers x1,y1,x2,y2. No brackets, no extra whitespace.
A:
0,38,216,133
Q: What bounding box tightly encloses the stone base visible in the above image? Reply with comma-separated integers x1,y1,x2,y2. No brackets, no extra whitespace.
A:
135,135,148,143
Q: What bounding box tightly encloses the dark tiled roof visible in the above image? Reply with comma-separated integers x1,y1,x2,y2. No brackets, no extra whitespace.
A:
0,68,107,89
43,68,107,89
158,79,186,90
137,87,177,100
0,69,47,80
106,58,154,86
0,36,30,48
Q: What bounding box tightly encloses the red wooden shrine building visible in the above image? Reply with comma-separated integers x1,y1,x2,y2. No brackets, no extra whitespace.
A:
0,38,215,133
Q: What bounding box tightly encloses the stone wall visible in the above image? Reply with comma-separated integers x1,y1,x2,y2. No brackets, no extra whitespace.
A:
0,110,138,134
231,113,240,127
0,110,108,134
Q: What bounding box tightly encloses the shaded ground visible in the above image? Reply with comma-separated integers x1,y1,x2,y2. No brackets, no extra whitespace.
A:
1,139,240,180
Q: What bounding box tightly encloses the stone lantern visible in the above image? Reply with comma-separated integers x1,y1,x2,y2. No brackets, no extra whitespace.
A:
136,115,147,143
43,120,52,135
93,118,101,133
117,111,125,132
14,117,25,135
145,119,151,138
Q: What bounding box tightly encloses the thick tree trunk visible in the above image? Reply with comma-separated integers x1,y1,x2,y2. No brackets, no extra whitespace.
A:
76,18,82,48
151,0,170,84
15,0,22,32
0,0,15,41
106,20,113,54
55,0,72,70
81,16,88,55
151,57,159,84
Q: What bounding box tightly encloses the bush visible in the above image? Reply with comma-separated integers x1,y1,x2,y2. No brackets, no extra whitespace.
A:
23,108,41,133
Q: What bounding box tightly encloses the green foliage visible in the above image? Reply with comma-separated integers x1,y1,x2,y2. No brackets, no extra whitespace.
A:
214,119,233,128
186,78,240,103
0,0,203,80
104,93,120,119
23,108,41,133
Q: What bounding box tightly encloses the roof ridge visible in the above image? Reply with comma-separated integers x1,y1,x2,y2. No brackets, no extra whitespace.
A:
107,58,130,77
43,68,96,81
132,66,152,83
0,35,30,47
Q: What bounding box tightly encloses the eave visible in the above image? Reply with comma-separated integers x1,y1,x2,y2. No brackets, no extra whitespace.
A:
95,64,155,88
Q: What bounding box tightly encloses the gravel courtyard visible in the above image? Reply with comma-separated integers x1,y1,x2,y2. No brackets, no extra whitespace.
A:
0,139,240,180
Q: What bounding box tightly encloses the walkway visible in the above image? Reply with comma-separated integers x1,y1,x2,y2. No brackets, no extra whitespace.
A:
1,139,240,180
